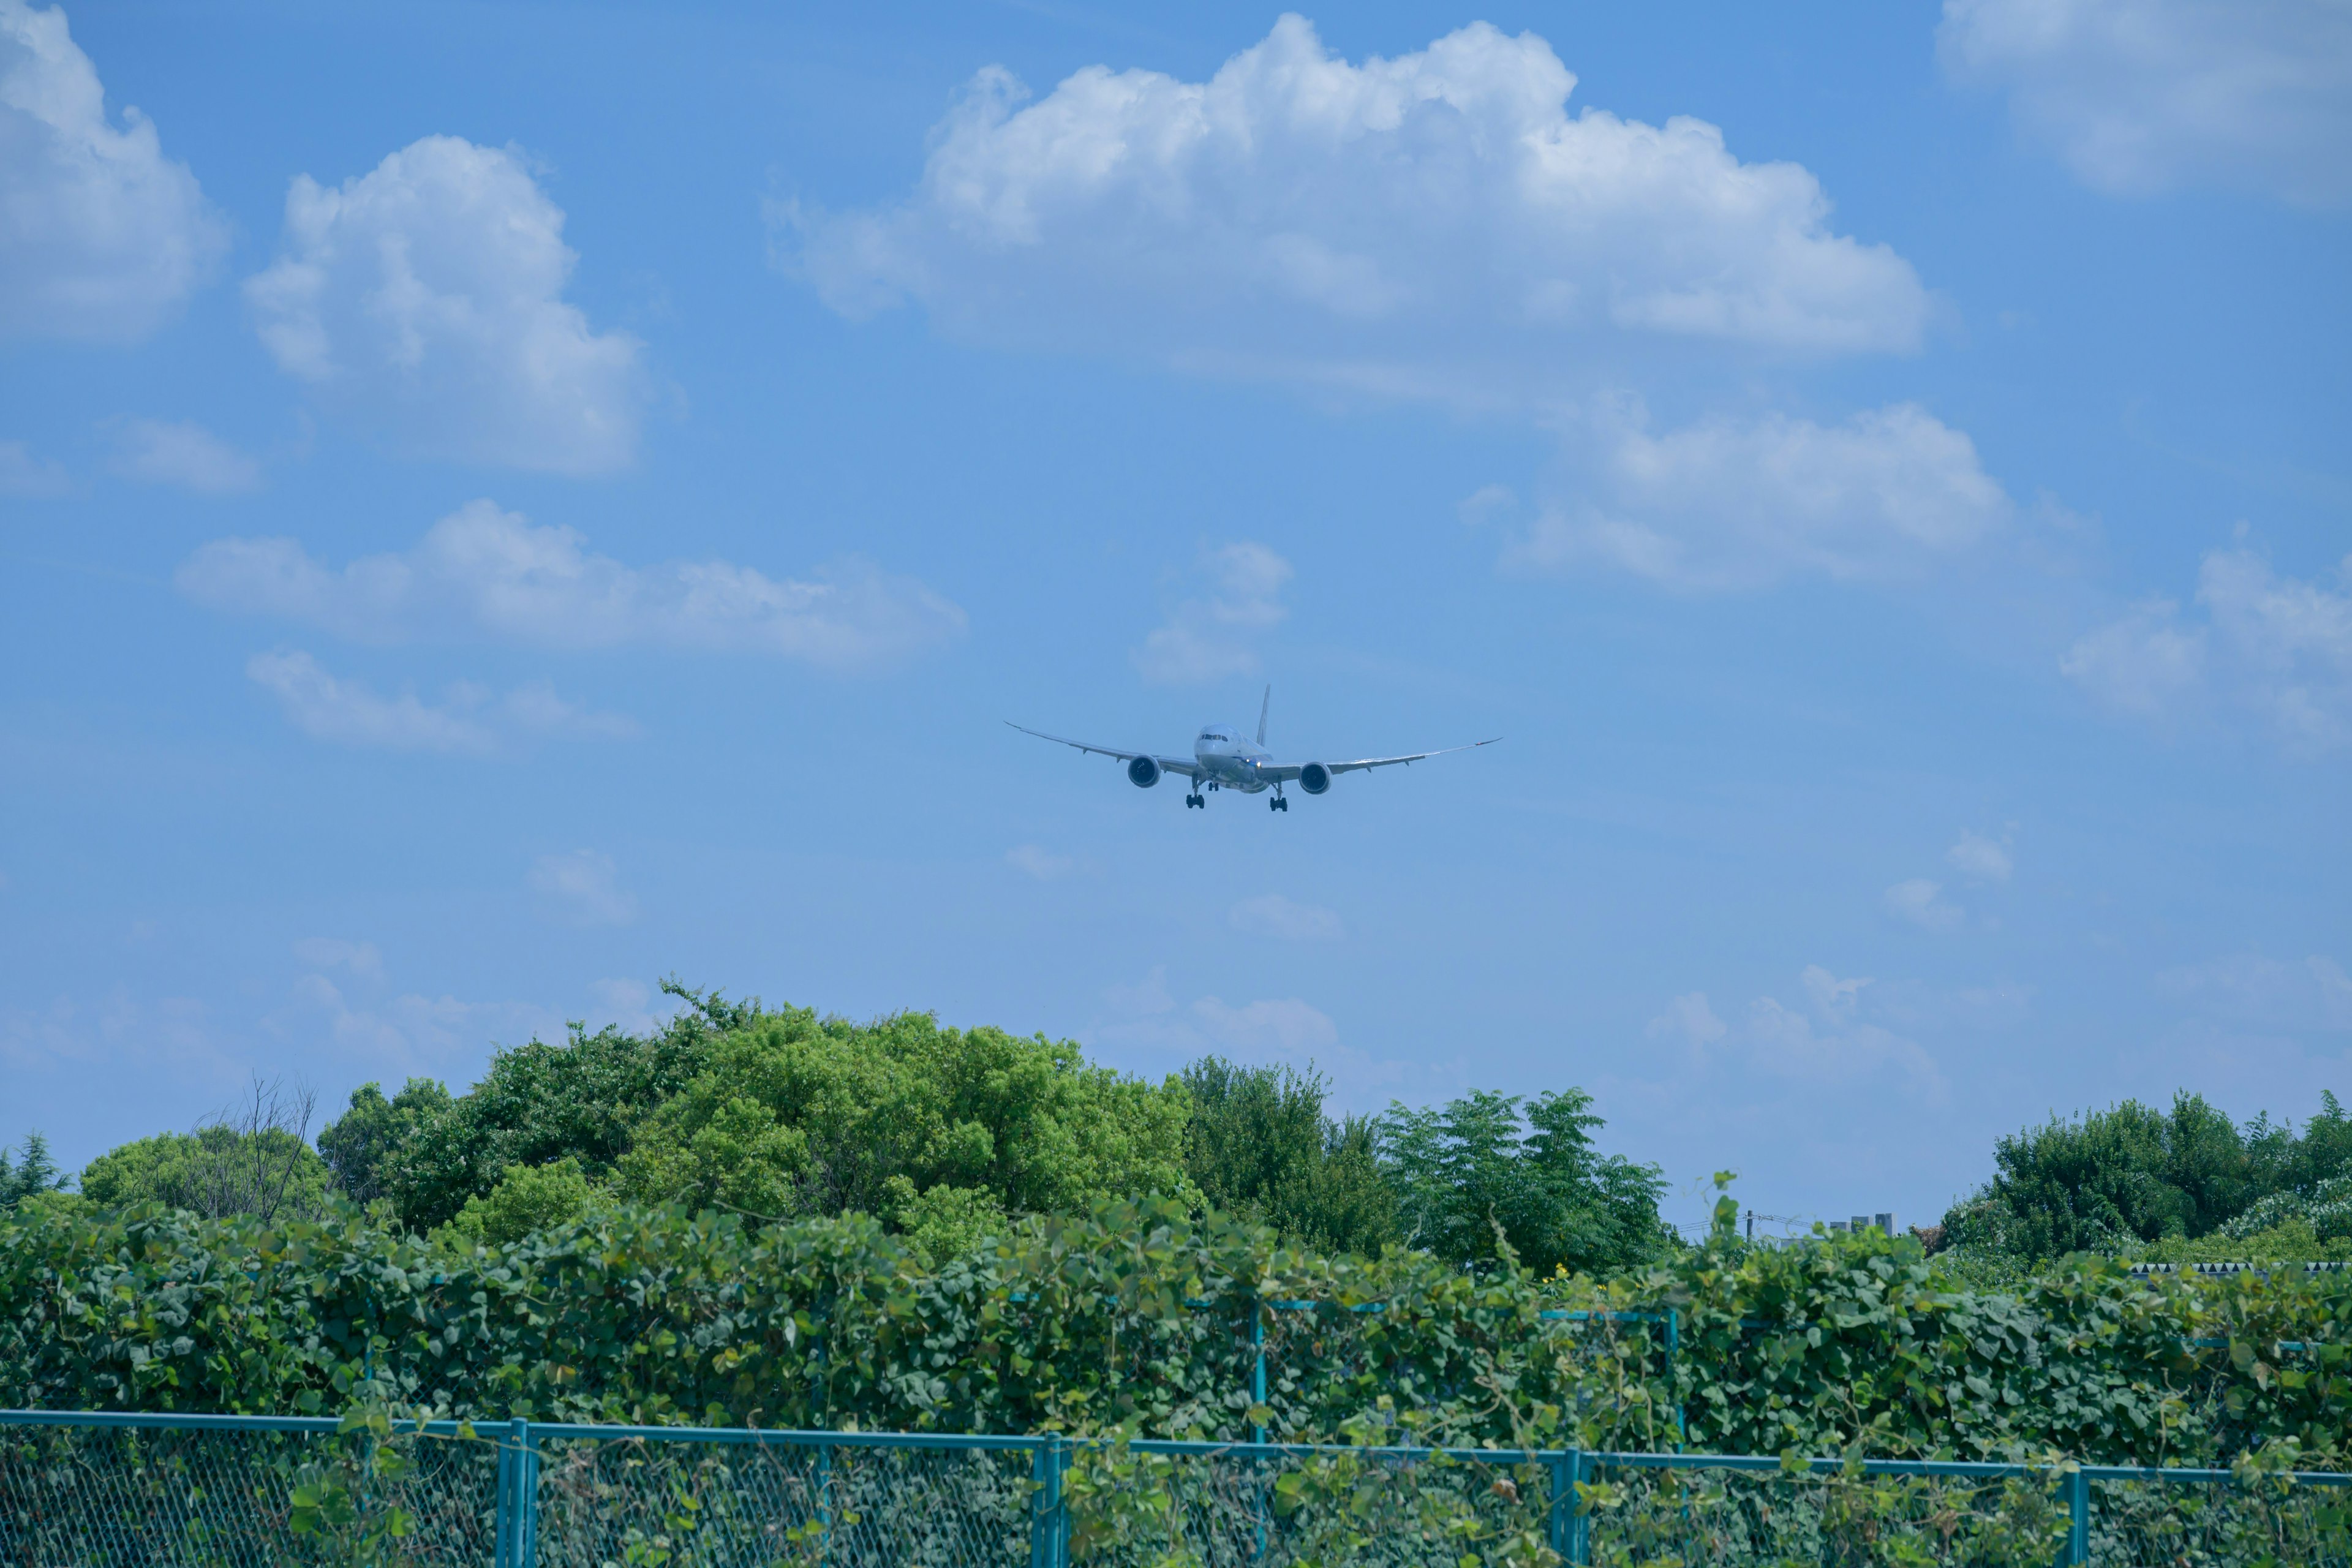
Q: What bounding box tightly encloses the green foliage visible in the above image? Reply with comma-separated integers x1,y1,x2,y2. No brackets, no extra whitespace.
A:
0,1133,68,1207
316,1079,451,1205
449,1158,600,1246
1943,1090,2352,1262
614,1008,1193,1242
374,981,749,1229
1380,1088,1670,1277
11,1194,2341,1472
1180,1056,1396,1256
78,1125,330,1223
2225,1174,2352,1243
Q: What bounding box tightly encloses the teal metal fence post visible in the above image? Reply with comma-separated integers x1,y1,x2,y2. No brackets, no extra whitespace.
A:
2065,1467,2089,1566
1030,1435,1068,1568
494,1417,535,1568
519,1418,539,1568
1547,1449,1584,1564
1666,1310,1685,1447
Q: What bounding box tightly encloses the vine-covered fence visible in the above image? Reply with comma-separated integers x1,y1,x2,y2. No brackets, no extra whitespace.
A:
4,1409,2348,1567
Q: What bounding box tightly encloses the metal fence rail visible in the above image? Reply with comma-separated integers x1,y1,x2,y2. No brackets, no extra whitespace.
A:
4,1410,2347,1566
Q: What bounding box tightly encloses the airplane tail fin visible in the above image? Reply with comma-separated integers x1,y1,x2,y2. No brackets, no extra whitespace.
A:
1257,685,1270,747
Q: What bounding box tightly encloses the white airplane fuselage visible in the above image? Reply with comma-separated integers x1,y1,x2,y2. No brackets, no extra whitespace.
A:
1194,724,1275,792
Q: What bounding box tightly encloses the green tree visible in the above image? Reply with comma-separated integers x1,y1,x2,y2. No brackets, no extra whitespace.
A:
0,1133,69,1207
1378,1087,1668,1276
383,981,750,1227
616,1008,1193,1253
448,1158,600,1246
79,1126,330,1221
316,1079,452,1204
1942,1090,2352,1261
1181,1057,1397,1255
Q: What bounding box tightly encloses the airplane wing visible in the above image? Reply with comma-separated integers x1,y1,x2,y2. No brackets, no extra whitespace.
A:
1258,737,1501,782
1006,722,1203,780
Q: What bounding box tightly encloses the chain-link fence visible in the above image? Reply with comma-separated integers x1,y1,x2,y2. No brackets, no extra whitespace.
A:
6,1412,2348,1566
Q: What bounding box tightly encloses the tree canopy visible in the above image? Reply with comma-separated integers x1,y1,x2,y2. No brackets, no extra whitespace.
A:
1379,1087,1672,1276
1942,1090,2352,1260
59,984,1668,1276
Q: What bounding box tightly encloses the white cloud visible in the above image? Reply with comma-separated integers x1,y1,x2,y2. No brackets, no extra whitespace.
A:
1007,843,1084,880
0,437,70,496
179,499,966,672
110,418,260,494
1192,995,1340,1055
528,849,637,927
1947,829,2014,883
1229,892,1343,941
1800,964,1870,1019
789,14,1928,401
2060,597,2206,715
274,971,552,1076
1940,0,2352,206
292,937,383,981
1736,968,1943,1096
2064,546,2350,749
1510,399,2012,589
244,135,644,473
1136,541,1290,683
0,0,225,342
1645,990,1726,1046
247,649,635,755
1883,878,1966,933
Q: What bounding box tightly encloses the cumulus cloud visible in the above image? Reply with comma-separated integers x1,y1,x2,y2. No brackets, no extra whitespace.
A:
1947,829,2014,883
1883,878,1966,933
528,849,637,927
110,418,260,494
1136,541,1290,683
1645,991,1726,1046
247,649,635,754
788,14,1929,401
1725,967,1943,1096
179,499,966,672
245,136,644,473
2063,545,2350,750
0,0,225,341
1510,399,2012,589
1229,892,1343,941
1940,0,2352,206
0,437,70,496
1193,995,1340,1054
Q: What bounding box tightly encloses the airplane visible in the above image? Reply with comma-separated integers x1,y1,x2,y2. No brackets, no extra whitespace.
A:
1008,688,1499,812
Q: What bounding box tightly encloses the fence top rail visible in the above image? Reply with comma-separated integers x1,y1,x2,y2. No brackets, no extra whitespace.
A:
6,1411,2346,1487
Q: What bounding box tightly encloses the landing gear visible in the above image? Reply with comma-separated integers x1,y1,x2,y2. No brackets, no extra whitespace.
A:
1185,792,1204,809
1268,795,1288,812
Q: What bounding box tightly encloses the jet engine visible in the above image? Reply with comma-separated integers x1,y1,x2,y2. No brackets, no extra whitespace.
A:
1126,756,1162,788
1297,762,1332,795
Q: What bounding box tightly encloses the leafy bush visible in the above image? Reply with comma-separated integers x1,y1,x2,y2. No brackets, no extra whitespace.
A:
6,1197,2343,1469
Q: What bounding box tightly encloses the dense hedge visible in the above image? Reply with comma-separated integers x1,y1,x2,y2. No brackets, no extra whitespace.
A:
2,1197,2346,1469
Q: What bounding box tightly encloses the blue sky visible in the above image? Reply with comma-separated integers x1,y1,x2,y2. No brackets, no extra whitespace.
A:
3,0,2346,1235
